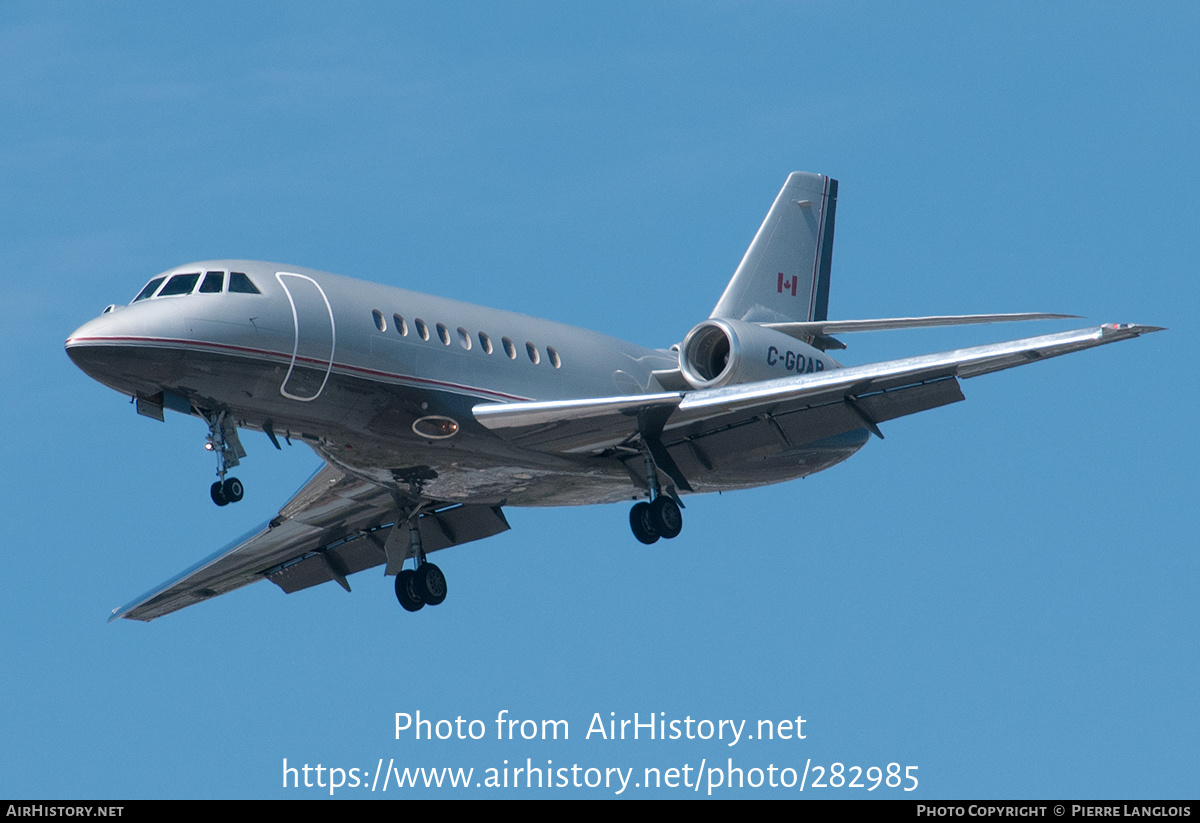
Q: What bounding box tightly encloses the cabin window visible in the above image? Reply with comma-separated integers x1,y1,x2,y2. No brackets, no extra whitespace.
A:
158,272,200,296
478,332,493,354
547,346,561,368
393,314,408,336
457,327,471,350
132,277,165,303
501,337,516,359
199,271,225,293
436,323,451,345
415,319,429,341
525,341,540,364
228,272,260,294
372,310,386,332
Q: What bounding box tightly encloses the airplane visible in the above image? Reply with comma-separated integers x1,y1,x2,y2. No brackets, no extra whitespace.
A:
66,172,1163,621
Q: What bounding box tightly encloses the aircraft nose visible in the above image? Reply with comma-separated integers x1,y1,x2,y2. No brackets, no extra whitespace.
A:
65,309,157,394
66,313,120,380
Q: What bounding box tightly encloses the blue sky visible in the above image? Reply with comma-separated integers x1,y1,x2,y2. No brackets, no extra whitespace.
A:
2,1,1195,799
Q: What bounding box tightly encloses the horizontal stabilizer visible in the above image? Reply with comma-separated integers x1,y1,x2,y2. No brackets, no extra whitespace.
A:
763,312,1079,340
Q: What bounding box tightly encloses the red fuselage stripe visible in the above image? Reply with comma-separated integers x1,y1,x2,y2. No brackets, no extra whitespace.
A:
65,335,531,402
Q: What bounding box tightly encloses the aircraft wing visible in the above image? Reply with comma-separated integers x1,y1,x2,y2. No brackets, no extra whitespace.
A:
473,323,1163,457
110,464,509,622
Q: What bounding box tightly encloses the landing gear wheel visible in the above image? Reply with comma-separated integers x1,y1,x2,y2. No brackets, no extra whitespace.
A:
630,502,659,544
649,496,682,539
210,481,229,507
395,570,425,612
416,563,447,606
222,477,244,503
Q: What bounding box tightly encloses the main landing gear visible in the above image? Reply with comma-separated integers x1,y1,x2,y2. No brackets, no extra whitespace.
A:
393,515,447,612
395,563,447,612
204,410,246,506
628,446,684,544
630,496,682,544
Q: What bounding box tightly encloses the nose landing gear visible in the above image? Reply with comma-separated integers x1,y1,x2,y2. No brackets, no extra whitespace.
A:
210,477,245,506
204,410,246,506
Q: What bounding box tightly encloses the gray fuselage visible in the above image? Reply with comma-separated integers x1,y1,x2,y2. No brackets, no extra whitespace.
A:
66,260,863,507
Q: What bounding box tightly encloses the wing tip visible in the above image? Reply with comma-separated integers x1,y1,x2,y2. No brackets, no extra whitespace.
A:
108,604,150,623
1103,323,1167,335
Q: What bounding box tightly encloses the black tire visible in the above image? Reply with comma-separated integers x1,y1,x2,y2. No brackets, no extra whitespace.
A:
416,563,447,606
630,502,659,544
210,481,229,506
223,477,244,503
650,496,683,539
395,570,425,612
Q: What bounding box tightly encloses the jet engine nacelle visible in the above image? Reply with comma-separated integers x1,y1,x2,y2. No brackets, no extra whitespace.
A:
678,318,833,390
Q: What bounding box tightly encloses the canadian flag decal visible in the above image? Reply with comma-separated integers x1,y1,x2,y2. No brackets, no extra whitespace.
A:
777,272,798,297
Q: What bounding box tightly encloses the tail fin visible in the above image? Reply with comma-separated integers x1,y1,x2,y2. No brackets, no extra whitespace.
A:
711,172,837,324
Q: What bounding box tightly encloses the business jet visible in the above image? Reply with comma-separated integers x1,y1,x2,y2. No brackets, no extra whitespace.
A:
66,172,1161,621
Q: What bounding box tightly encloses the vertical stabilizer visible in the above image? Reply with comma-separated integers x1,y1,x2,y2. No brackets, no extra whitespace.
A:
711,172,837,324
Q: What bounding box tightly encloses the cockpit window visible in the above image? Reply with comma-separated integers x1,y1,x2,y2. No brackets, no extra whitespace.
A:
199,271,225,293
132,277,166,303
227,272,260,294
158,272,200,296
131,269,258,303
